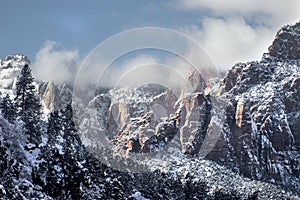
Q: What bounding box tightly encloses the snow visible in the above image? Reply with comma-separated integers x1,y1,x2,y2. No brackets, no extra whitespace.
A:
39,137,48,148
54,165,62,172
131,191,149,200
0,35,300,198
251,118,258,133
0,184,6,195
24,145,41,167
0,55,30,99
55,144,65,155
41,107,51,121
77,160,86,169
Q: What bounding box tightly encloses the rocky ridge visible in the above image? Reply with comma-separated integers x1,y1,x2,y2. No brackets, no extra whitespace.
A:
1,21,300,199
78,22,300,195
0,55,72,115
0,55,30,97
215,22,300,192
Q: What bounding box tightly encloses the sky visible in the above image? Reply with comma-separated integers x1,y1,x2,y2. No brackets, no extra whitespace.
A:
1,0,300,83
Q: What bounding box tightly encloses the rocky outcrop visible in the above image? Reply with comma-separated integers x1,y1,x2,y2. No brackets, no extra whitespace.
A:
102,22,300,194
38,81,59,112
38,81,73,112
105,86,163,138
3,22,300,196
186,68,207,93
107,71,211,156
150,89,177,118
223,63,245,92
269,21,300,60
207,22,300,192
0,55,73,113
0,55,30,97
113,112,178,156
179,93,211,155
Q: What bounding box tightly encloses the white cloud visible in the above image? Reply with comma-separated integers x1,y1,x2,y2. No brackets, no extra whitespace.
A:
32,41,79,83
101,54,159,87
183,17,273,68
176,0,300,27
100,54,188,90
174,0,300,69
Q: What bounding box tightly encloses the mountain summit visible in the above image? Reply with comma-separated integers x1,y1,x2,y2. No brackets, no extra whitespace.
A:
0,22,300,199
268,22,300,60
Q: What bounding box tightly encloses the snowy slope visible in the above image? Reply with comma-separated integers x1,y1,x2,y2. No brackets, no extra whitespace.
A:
0,55,30,98
0,22,300,199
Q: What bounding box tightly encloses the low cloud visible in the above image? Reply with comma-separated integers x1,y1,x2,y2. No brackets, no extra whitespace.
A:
99,54,190,90
175,0,300,27
174,0,300,69
32,41,79,83
183,17,273,68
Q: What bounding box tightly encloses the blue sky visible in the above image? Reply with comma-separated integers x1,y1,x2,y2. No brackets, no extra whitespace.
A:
1,0,201,59
1,0,300,83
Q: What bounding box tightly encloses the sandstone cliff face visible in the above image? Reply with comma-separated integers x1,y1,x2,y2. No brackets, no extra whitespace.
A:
38,81,73,112
98,69,211,156
179,93,211,155
214,22,300,191
185,68,207,94
38,81,59,112
0,55,30,97
269,22,300,60
1,20,300,197
4,22,299,195
0,55,73,114
88,22,300,193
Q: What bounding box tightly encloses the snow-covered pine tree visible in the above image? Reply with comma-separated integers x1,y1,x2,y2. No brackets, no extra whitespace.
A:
0,136,8,175
62,104,85,199
35,106,87,199
0,116,46,199
36,110,66,198
14,64,41,145
0,94,16,123
47,110,63,141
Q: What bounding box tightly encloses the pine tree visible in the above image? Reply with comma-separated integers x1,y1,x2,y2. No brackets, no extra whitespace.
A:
0,139,8,174
32,110,65,198
47,111,62,141
0,94,16,123
35,107,86,199
62,104,85,199
14,64,41,144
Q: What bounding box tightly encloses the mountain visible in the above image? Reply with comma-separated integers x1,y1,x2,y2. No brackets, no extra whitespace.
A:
81,22,300,194
214,21,300,192
0,22,299,199
0,55,73,116
0,55,31,98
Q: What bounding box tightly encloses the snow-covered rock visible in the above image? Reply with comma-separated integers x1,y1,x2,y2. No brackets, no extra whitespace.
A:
0,55,30,98
215,21,300,193
1,21,300,199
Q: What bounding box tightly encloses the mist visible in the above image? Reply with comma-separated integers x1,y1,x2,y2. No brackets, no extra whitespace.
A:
32,41,80,84
176,0,300,69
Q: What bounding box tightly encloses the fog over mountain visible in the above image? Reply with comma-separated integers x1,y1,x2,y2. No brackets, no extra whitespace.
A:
0,21,300,199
